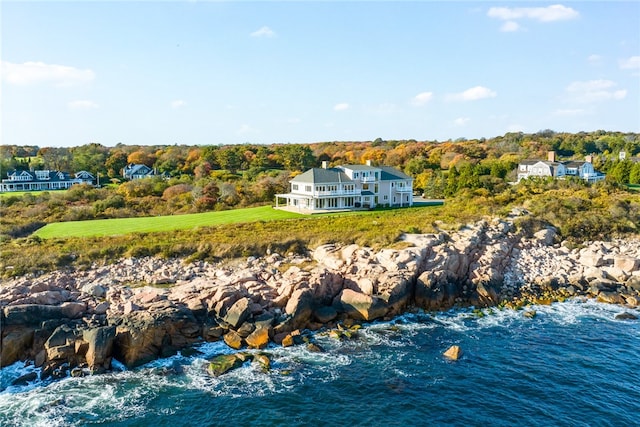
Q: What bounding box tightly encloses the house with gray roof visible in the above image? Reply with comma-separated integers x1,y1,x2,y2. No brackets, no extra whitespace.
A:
517,152,605,183
122,164,158,180
0,169,94,192
275,161,413,212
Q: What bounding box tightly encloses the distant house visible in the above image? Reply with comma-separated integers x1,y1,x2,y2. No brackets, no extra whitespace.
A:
0,169,94,192
275,161,413,212
517,152,605,183
122,164,158,180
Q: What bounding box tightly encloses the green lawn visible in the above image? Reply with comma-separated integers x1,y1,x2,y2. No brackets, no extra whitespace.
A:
34,205,303,238
0,190,61,198
628,184,640,192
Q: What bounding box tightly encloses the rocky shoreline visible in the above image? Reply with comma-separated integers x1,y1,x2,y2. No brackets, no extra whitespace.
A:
2,215,639,381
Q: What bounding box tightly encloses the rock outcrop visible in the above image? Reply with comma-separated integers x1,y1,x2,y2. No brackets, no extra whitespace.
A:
2,216,639,379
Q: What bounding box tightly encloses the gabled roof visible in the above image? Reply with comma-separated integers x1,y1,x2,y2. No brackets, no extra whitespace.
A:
290,168,352,184
124,164,153,176
4,169,72,182
380,166,412,181
75,171,95,179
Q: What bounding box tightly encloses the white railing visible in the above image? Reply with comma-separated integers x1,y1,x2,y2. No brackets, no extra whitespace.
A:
314,190,359,197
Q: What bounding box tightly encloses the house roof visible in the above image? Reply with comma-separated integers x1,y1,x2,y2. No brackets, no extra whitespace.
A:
340,164,381,171
563,161,587,168
290,168,352,184
124,164,153,176
380,166,412,181
4,169,72,183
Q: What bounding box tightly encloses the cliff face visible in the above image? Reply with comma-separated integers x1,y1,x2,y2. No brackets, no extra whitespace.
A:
2,217,639,377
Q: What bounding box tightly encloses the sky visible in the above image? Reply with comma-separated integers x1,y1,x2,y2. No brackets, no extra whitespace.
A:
1,1,639,148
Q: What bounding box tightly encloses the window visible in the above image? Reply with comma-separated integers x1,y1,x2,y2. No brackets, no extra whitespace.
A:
383,195,388,200
292,184,299,191
305,185,311,192
363,184,369,190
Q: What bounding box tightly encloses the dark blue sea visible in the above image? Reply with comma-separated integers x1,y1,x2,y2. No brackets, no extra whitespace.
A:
2,299,639,426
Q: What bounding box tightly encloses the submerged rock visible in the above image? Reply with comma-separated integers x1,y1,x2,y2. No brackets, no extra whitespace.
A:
207,354,244,376
614,312,638,321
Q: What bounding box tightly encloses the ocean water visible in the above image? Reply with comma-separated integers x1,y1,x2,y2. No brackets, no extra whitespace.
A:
1,299,639,427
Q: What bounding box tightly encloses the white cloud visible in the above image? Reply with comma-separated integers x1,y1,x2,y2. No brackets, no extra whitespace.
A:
1,61,95,86
500,21,520,32
250,26,275,38
453,117,470,126
448,86,497,101
171,100,187,109
587,54,603,64
619,56,640,70
566,79,627,103
411,91,433,106
68,100,99,110
487,4,579,22
334,103,350,111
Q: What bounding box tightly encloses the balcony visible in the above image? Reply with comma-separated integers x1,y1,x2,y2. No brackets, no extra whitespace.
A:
314,190,359,197
395,187,412,193
360,176,377,183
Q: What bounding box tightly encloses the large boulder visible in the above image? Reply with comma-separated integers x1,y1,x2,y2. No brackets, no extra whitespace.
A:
415,271,458,310
376,272,414,315
2,302,86,325
112,303,200,368
334,289,387,321
83,326,116,373
207,354,244,376
245,325,270,349
1,329,34,367
222,297,251,329
614,256,638,273
285,289,314,329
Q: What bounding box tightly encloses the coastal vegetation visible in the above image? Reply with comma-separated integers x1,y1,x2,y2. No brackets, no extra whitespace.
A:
1,130,639,278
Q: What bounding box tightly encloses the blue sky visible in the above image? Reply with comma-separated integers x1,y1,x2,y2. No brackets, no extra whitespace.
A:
2,1,639,147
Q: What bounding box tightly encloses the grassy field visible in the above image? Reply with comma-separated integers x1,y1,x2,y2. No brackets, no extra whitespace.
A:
628,184,640,192
34,205,304,238
0,190,63,198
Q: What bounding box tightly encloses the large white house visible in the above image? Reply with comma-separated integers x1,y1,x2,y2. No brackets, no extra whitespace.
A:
517,152,605,183
0,170,95,192
275,161,413,212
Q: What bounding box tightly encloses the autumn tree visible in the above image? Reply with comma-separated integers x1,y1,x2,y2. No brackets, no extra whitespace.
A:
127,150,156,167
105,150,129,178
71,143,109,175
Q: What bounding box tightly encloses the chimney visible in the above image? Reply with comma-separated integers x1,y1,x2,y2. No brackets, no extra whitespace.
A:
321,161,329,169
366,159,372,166
547,151,557,162
585,155,593,163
